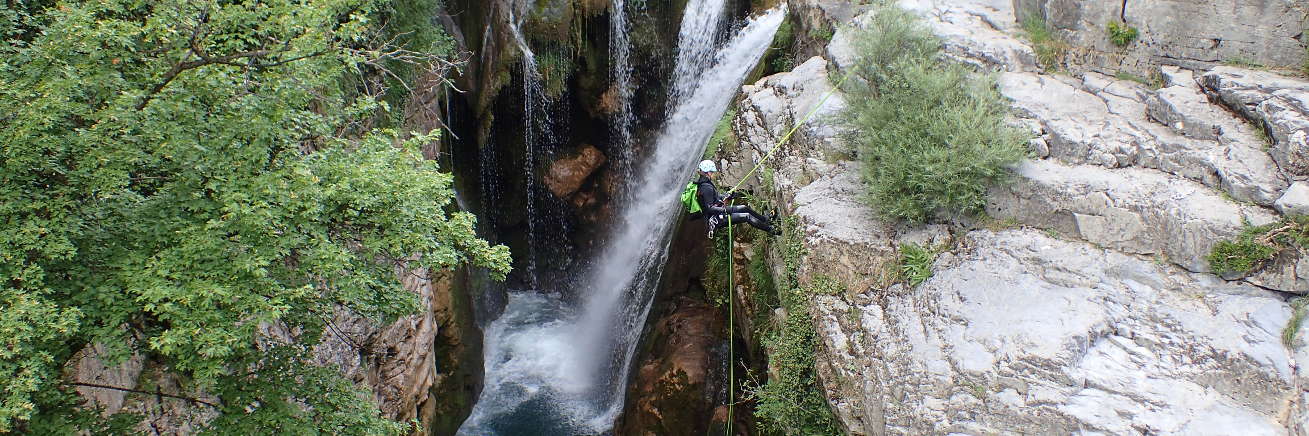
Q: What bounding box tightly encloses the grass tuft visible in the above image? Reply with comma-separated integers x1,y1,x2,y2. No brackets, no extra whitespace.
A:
1021,14,1067,70
1207,216,1309,276
1106,20,1139,47
898,243,937,286
1284,297,1309,349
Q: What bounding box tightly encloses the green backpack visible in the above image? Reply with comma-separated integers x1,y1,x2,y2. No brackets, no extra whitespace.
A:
680,181,701,214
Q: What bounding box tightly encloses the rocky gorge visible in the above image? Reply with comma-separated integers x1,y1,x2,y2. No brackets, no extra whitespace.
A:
58,0,1309,434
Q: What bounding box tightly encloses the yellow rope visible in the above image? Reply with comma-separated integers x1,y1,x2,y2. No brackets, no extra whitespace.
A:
719,70,849,435
726,71,851,195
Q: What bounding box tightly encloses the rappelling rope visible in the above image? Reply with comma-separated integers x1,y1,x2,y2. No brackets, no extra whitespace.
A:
720,71,849,435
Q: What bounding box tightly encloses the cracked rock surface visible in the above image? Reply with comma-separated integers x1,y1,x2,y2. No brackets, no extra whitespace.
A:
724,0,1309,434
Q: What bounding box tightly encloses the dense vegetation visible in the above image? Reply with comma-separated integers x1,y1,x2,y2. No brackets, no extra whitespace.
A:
0,0,509,433
749,218,841,436
838,4,1027,223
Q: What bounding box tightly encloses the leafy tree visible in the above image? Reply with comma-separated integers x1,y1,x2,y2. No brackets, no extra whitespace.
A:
0,0,509,433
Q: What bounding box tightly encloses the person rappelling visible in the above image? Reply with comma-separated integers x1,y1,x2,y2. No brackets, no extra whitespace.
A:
682,159,781,237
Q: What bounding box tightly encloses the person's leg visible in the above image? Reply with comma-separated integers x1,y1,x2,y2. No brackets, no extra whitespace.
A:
726,212,780,235
725,204,772,223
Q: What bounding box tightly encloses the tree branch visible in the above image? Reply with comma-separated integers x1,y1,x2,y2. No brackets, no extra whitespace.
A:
65,382,219,408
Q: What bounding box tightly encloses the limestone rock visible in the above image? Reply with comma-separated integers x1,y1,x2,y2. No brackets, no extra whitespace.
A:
898,0,1037,72
544,145,606,198
812,229,1296,435
1013,0,1309,75
987,159,1277,273
1000,71,1288,206
1276,182,1309,216
68,343,146,416
1201,67,1309,179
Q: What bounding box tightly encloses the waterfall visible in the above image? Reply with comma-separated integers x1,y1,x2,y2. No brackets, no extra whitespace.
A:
609,0,635,177
458,7,785,436
575,4,786,421
669,0,728,103
509,13,546,288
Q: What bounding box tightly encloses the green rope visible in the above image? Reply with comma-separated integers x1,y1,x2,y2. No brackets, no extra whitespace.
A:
726,213,734,436
718,70,849,436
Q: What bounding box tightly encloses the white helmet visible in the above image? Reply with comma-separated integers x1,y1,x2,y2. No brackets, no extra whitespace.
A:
698,160,718,173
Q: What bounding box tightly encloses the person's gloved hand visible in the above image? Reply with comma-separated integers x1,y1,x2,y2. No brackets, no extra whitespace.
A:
725,189,753,200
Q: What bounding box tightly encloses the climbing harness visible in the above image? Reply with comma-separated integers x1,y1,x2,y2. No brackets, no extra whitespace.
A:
719,71,849,435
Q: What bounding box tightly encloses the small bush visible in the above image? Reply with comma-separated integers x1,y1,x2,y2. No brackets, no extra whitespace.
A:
1208,238,1276,275
810,23,834,42
1021,14,1067,70
1207,216,1309,275
898,243,936,286
838,6,1027,223
1114,70,1163,89
1106,20,1139,47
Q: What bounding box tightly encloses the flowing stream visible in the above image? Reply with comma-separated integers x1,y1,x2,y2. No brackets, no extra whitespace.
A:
457,6,784,435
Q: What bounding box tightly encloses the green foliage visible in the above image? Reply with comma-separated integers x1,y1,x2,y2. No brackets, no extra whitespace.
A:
749,218,841,436
838,6,1027,223
767,16,797,73
898,243,937,286
1284,297,1309,349
1106,20,1139,47
1207,217,1309,275
703,234,733,307
748,241,780,337
0,0,508,432
810,23,835,42
1208,239,1276,275
1303,39,1309,76
704,109,738,159
1021,14,1067,70
375,0,457,119
1224,57,1267,69
538,47,576,99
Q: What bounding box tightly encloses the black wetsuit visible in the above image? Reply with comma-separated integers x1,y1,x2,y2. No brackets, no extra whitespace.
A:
693,174,779,236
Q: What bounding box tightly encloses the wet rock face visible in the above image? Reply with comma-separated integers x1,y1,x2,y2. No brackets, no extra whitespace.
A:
1012,0,1309,75
616,296,727,436
545,145,607,198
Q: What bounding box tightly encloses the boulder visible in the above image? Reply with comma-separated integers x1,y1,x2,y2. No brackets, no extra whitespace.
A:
898,0,1038,72
68,343,146,416
813,229,1297,435
544,145,606,198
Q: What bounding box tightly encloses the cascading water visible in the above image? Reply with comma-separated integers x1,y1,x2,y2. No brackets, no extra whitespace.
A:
458,6,785,435
575,4,786,421
609,0,635,177
509,12,547,288
669,0,729,103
